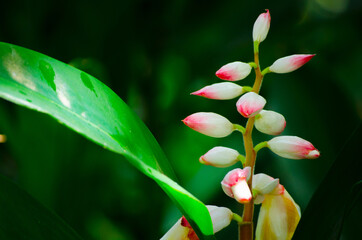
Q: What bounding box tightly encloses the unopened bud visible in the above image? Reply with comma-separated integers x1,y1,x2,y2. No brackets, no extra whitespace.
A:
191,82,245,100
221,167,252,203
182,112,234,138
206,205,233,233
268,136,320,159
269,54,315,73
255,110,286,135
236,92,266,118
200,146,241,167
253,9,271,43
215,61,252,81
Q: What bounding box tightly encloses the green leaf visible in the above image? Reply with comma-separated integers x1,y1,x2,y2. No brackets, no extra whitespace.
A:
0,42,215,239
293,123,362,239
0,174,83,239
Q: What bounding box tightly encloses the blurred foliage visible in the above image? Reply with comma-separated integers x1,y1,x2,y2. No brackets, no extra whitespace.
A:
0,0,361,239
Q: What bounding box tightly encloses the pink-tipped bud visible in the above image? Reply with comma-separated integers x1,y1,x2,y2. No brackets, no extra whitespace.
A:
191,82,245,100
269,54,315,73
182,112,234,138
200,146,240,168
253,9,271,43
255,110,286,135
268,136,320,159
215,61,252,81
236,92,266,118
221,167,252,203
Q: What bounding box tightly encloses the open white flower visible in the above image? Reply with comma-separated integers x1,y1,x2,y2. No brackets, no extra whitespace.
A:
252,173,301,240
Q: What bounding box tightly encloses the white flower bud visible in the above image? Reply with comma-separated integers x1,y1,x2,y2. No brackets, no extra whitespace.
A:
269,54,316,73
199,146,240,167
215,61,252,81
236,92,266,118
206,205,233,233
252,9,271,43
268,136,320,159
191,82,245,100
255,110,286,135
182,112,234,138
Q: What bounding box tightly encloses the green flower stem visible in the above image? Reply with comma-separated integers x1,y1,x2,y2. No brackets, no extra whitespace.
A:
233,124,246,134
254,141,268,153
239,40,265,240
248,62,257,68
242,86,253,93
253,41,259,53
237,154,246,166
233,213,243,224
261,67,270,76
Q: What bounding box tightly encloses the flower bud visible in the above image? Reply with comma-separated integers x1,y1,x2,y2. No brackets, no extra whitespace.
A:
236,92,266,118
252,9,271,43
221,167,252,203
269,54,315,73
182,112,234,138
206,205,233,233
161,205,233,239
199,146,241,168
215,61,252,81
255,110,286,135
191,82,245,100
267,136,320,159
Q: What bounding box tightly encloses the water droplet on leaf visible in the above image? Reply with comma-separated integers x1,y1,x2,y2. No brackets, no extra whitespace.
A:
81,72,98,97
39,60,56,91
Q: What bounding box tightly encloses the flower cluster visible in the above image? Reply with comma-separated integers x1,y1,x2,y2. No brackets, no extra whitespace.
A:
162,9,320,240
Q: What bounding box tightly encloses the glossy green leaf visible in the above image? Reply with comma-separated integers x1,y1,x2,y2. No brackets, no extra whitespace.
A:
293,123,362,239
0,174,83,239
0,42,214,239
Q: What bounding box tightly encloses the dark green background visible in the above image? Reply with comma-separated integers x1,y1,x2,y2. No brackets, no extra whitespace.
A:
0,0,361,239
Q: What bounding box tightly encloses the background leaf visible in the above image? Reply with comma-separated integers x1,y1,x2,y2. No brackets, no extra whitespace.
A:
0,42,214,239
293,124,362,239
0,174,83,240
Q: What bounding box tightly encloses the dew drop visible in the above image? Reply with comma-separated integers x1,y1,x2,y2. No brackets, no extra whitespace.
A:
39,60,56,91
80,72,98,97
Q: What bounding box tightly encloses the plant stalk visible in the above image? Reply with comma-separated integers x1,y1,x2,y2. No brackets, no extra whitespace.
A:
238,42,264,240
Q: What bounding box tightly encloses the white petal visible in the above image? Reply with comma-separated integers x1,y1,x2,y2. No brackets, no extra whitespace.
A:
231,180,252,203
253,173,280,195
